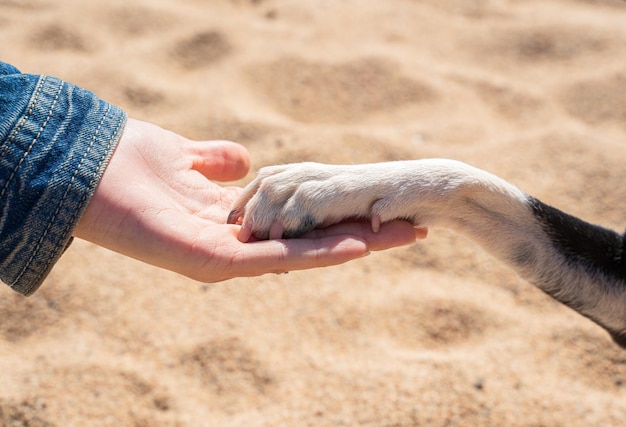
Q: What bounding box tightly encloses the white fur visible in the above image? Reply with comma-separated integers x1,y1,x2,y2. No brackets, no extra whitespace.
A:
228,159,626,346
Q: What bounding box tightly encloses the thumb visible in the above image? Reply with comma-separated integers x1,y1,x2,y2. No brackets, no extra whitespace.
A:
187,140,251,181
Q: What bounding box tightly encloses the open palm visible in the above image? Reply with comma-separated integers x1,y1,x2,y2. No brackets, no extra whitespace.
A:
73,118,423,282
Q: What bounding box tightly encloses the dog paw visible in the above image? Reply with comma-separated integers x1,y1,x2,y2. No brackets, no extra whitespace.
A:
227,162,402,241
226,161,439,242
228,163,342,241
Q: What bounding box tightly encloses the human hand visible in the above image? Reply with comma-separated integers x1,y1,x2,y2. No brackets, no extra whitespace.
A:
73,118,426,282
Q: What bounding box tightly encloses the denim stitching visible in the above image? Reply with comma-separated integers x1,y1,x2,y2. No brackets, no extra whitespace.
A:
54,110,126,261
16,103,111,286
0,77,63,200
18,104,124,293
68,109,125,225
28,111,126,295
0,76,46,163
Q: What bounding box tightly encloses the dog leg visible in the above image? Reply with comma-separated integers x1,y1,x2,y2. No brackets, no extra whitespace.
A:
228,159,626,346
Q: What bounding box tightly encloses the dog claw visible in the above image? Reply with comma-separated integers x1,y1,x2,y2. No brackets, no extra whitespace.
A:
371,214,381,233
269,221,285,240
227,209,242,225
238,222,253,242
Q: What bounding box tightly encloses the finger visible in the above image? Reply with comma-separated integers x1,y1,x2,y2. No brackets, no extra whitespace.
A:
301,220,425,251
235,235,371,275
187,140,251,181
415,227,429,239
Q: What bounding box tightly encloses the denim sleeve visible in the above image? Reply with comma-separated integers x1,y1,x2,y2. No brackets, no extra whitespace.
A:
0,61,127,295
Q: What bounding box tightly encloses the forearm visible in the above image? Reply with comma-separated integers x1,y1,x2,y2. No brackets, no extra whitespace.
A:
441,172,626,345
523,198,626,344
0,61,127,295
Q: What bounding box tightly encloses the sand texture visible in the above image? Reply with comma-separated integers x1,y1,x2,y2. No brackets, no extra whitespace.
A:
1,0,626,425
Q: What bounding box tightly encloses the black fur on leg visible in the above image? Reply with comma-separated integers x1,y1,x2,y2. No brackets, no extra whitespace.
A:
528,197,626,284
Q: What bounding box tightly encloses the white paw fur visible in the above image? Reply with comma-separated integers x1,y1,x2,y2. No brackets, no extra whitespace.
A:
228,159,626,347
228,159,528,242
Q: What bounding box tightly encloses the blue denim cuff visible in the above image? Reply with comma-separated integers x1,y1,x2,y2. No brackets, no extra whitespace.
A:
0,69,127,295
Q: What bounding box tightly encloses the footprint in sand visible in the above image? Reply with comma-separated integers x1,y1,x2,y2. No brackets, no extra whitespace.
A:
477,24,609,66
548,329,626,390
0,290,65,342
379,297,501,349
298,294,501,350
299,364,488,426
30,24,92,52
105,5,175,36
567,0,626,7
470,80,547,124
7,365,171,426
560,73,626,129
0,398,52,427
122,86,165,109
247,56,437,123
179,336,275,411
417,0,502,18
171,30,232,69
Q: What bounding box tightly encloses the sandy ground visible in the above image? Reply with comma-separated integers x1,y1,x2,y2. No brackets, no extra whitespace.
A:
1,0,626,425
